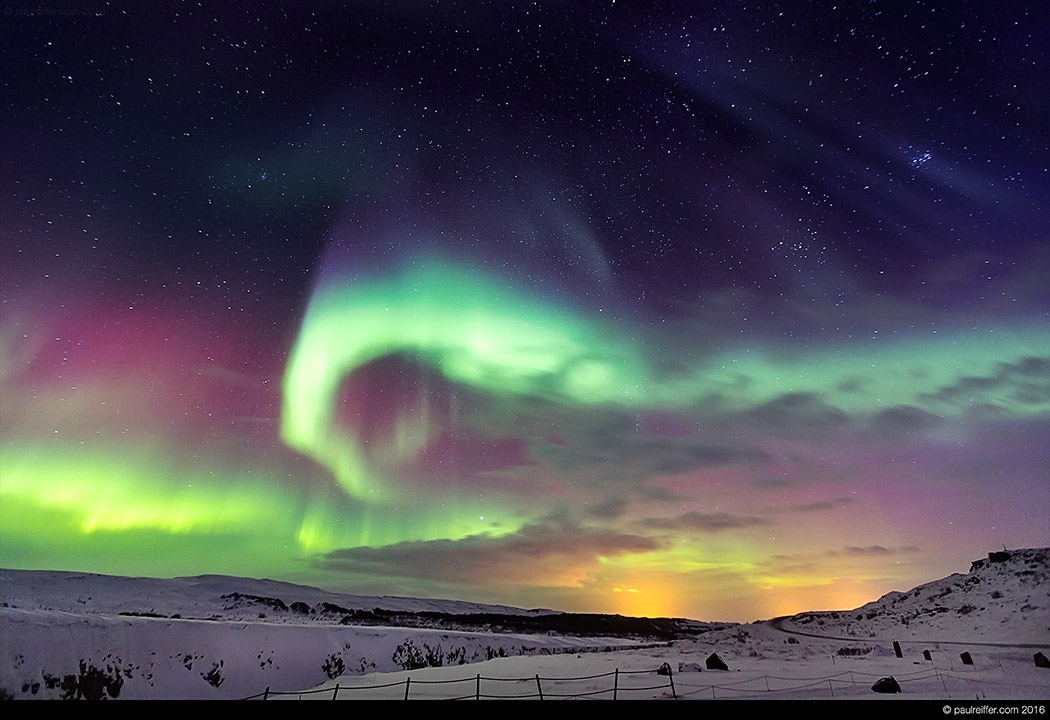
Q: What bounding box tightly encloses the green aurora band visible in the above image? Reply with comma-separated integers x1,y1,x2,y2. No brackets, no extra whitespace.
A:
0,442,522,574
2,255,1046,606
282,256,1050,501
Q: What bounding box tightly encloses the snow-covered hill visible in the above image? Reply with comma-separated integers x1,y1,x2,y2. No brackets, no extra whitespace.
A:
1,549,1047,700
0,570,534,620
776,548,1049,645
0,570,716,700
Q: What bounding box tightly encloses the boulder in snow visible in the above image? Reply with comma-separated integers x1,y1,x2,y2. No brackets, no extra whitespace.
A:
871,676,902,694
705,652,729,671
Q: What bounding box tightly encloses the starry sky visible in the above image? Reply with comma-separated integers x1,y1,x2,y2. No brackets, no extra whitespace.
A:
1,1,1048,622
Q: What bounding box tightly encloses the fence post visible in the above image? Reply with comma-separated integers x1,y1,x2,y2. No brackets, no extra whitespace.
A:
828,678,834,697
476,673,480,701
536,674,544,701
613,668,618,700
765,675,770,692
332,683,339,700
263,686,269,701
667,668,677,699
404,677,411,700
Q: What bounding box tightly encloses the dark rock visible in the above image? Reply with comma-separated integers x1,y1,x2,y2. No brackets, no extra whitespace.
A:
323,654,346,679
221,592,288,612
1035,652,1050,669
706,652,729,671
960,651,974,666
871,676,902,694
201,662,224,688
988,550,1012,563
656,662,673,676
893,640,903,658
923,650,932,661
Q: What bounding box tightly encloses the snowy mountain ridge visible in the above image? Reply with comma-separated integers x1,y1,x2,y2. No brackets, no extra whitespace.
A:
0,569,535,619
776,548,1049,644
0,568,714,700
1,549,1046,700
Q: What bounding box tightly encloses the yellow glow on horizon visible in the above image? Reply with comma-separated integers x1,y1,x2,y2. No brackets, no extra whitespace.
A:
601,573,681,618
756,579,885,620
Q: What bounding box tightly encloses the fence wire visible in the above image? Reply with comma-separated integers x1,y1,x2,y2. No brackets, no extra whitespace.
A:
240,658,1038,700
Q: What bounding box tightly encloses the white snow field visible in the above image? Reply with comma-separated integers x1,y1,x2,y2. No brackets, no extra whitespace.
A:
1,548,1047,700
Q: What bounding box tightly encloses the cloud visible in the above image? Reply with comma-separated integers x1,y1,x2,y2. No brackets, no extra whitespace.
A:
837,378,865,394
790,496,859,513
870,405,942,439
917,356,1050,414
759,545,922,573
758,554,820,575
510,399,769,492
750,477,796,490
739,392,851,437
319,518,661,587
535,428,769,479
637,484,680,501
834,545,921,557
585,496,628,519
638,511,766,532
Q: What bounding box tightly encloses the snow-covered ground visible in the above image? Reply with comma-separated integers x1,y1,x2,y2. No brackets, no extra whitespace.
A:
2,548,1047,700
279,623,1047,701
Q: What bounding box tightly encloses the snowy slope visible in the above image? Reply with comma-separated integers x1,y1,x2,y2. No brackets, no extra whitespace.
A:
0,570,687,699
776,548,1050,645
0,570,535,620
0,607,652,699
1,549,1047,700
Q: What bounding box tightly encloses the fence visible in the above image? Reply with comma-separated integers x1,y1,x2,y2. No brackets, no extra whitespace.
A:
239,667,676,700
673,665,1042,700
238,662,1037,700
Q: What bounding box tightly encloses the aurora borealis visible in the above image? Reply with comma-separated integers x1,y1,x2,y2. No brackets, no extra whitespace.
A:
1,1,1048,622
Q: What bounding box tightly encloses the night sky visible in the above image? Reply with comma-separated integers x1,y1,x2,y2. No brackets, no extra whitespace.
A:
2,1,1047,622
